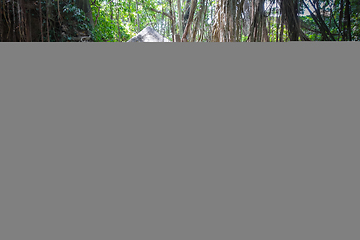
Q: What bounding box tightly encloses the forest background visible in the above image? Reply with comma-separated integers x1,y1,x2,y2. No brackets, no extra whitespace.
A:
0,0,359,42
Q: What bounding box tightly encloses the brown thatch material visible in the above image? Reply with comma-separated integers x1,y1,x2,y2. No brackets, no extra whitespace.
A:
127,26,171,42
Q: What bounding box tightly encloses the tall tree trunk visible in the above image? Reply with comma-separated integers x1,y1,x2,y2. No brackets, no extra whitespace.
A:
0,0,3,41
57,0,60,41
5,1,10,41
219,0,224,41
235,0,244,41
198,0,208,41
75,0,94,28
183,0,192,32
46,0,50,42
251,0,254,23
39,0,43,41
344,0,351,41
177,0,183,36
301,0,334,40
182,0,197,41
168,0,175,41
249,0,265,42
280,14,284,42
213,0,245,42
12,0,16,41
260,0,267,42
281,0,299,41
229,0,236,41
276,5,279,42
27,3,31,41
268,5,272,41
339,0,344,40
191,0,206,41
21,0,30,42
263,12,269,42
17,0,22,41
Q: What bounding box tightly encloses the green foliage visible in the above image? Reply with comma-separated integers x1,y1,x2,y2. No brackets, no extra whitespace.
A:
241,35,248,42
34,0,92,41
298,1,360,41
63,1,92,32
2,0,359,42
91,11,131,42
59,0,360,42
90,0,133,42
300,15,321,41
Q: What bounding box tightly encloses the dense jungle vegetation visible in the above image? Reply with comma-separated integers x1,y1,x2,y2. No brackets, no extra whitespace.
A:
0,0,359,42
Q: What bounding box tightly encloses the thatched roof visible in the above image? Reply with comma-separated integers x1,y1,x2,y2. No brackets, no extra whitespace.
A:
127,26,171,42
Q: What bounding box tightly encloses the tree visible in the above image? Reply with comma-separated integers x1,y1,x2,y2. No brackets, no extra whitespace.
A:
1,0,359,42
182,0,197,41
281,0,300,41
76,0,94,28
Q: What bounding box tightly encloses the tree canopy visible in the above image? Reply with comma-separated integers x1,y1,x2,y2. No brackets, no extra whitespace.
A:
0,0,359,42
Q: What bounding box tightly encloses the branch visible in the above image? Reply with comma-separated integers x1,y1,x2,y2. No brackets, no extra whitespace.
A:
302,0,335,40
301,23,339,36
149,8,174,20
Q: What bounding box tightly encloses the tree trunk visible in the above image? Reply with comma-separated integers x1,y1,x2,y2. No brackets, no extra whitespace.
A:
39,0,43,41
18,0,22,41
281,0,299,41
182,0,197,41
235,0,241,41
75,0,94,28
268,5,272,41
276,1,279,42
177,0,183,36
301,0,334,40
21,0,30,42
280,14,284,42
168,0,176,41
345,0,351,41
183,0,192,32
248,0,263,42
0,0,3,41
339,0,344,40
46,0,50,42
251,0,254,23
12,0,16,41
175,34,181,41
191,0,206,41
198,0,208,41
213,0,245,42
229,0,236,41
219,0,224,41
